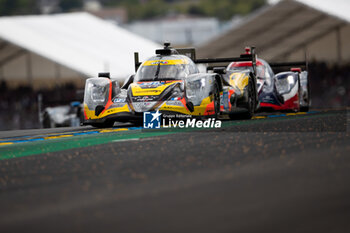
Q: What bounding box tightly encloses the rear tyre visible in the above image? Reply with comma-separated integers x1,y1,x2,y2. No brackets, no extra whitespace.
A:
299,77,310,112
231,77,256,120
300,105,309,112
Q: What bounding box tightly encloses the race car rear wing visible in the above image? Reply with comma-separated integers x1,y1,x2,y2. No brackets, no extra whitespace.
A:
134,45,258,76
269,61,308,73
193,47,258,77
269,61,307,67
176,47,258,76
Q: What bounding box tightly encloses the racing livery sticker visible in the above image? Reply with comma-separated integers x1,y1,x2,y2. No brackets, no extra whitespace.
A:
142,59,189,66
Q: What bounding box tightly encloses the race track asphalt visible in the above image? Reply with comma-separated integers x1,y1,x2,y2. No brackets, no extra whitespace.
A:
0,109,349,233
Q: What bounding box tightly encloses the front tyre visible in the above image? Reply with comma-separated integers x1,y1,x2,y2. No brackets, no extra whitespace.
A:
43,112,53,128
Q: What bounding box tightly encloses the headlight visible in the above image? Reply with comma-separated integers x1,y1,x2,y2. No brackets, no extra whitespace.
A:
84,78,110,109
275,75,296,94
287,75,295,85
275,78,289,93
91,85,107,102
186,79,205,98
185,78,210,106
187,79,203,90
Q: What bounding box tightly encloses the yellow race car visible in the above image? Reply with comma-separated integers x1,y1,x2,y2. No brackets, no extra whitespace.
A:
83,43,258,127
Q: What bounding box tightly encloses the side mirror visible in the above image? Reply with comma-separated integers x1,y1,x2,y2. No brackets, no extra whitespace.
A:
213,67,226,74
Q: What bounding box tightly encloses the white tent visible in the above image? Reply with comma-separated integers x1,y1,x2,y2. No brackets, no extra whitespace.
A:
198,0,350,64
0,12,160,88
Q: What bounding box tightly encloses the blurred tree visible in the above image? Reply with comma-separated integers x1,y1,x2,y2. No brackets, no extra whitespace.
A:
112,0,168,21
0,0,38,16
187,5,205,16
0,0,267,20
116,0,267,21
198,0,267,20
59,0,83,12
0,0,16,15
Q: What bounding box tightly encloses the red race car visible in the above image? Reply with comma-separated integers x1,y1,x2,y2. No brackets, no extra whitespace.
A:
227,48,310,112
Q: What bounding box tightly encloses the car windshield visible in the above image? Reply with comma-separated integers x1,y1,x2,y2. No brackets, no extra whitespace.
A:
229,64,266,79
134,58,189,82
